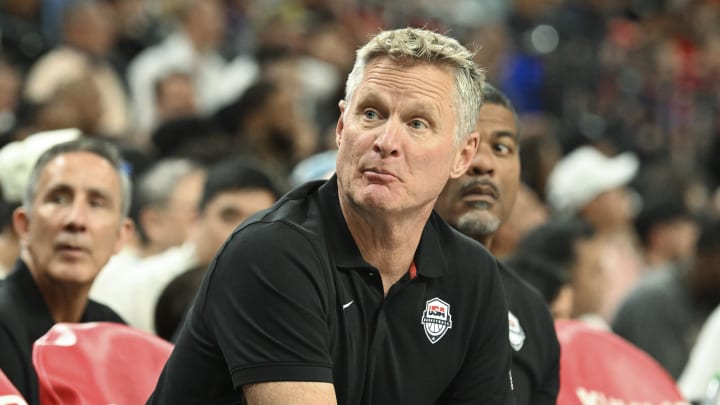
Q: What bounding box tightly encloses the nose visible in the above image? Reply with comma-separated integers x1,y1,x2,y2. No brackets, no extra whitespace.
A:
467,143,496,176
63,199,88,232
373,120,401,158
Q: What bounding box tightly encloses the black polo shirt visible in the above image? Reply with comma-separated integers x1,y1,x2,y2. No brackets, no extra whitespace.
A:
149,178,515,404
498,262,559,405
0,260,125,405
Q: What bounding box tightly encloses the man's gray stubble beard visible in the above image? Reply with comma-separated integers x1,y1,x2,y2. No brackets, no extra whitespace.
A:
456,209,501,240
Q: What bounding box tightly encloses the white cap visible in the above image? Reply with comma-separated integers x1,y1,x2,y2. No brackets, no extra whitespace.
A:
0,128,82,203
546,145,639,216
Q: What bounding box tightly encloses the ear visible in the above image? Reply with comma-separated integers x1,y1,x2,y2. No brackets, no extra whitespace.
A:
335,99,346,149
449,131,479,179
113,218,134,254
12,207,31,247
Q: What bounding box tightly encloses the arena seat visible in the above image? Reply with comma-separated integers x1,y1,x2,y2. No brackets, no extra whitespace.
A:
32,322,173,405
0,369,28,405
556,319,688,405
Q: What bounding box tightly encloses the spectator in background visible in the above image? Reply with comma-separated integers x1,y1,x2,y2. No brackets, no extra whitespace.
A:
97,156,279,335
545,144,645,322
90,158,206,321
154,157,281,341
0,0,51,72
434,82,559,405
23,0,131,138
0,138,133,404
0,58,22,146
150,116,234,165
633,191,700,271
0,128,82,278
503,254,574,320
126,0,258,138
491,182,549,259
153,70,198,125
213,79,318,182
515,219,607,328
613,217,720,380
128,158,206,258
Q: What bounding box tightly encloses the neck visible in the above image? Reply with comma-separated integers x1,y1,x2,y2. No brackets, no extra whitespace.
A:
0,232,19,275
22,251,90,323
476,234,493,250
340,196,429,296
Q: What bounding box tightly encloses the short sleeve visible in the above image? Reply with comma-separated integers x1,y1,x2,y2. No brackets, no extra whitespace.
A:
199,221,335,389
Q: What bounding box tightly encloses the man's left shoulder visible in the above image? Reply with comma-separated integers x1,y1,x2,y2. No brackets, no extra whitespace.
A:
497,262,558,347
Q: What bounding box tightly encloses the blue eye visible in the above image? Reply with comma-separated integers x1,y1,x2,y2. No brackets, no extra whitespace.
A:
364,110,379,120
409,120,427,129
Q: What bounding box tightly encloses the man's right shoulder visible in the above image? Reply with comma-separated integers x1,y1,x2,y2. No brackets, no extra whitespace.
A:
233,180,328,238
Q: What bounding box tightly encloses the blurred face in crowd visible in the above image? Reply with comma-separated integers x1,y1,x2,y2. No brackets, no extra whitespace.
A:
0,62,21,113
570,236,606,318
580,187,635,231
492,183,548,258
13,152,131,287
185,0,225,51
64,1,116,56
155,72,197,123
143,169,205,254
652,218,700,263
192,188,277,265
335,58,477,217
435,103,520,245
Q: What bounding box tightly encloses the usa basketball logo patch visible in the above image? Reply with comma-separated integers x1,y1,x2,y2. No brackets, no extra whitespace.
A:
421,297,453,344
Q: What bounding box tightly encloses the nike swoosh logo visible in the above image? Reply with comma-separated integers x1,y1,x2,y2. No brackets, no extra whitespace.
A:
342,300,354,310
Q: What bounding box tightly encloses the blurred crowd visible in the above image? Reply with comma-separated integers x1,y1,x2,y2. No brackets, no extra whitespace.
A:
2,0,720,402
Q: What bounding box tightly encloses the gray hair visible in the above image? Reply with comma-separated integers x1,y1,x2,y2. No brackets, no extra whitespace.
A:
132,158,202,244
344,27,486,145
23,138,132,218
135,158,201,210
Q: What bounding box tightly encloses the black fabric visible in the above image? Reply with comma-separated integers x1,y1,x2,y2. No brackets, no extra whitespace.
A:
498,261,560,405
149,177,515,404
0,260,125,405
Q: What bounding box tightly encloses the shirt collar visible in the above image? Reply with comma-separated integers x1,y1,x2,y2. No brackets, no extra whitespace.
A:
317,176,447,278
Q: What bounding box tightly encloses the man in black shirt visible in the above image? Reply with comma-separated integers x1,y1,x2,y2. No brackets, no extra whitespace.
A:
435,82,560,405
0,138,132,405
149,28,515,404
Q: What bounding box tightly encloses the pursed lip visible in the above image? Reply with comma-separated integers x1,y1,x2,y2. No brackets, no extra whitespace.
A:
362,167,400,182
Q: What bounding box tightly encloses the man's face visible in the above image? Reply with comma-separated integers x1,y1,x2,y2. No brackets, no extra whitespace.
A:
435,104,520,241
193,188,277,265
335,58,478,216
152,170,205,251
571,236,606,318
14,152,130,286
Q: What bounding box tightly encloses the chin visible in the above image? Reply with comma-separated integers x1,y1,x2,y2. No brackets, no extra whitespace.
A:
48,263,98,285
457,211,500,237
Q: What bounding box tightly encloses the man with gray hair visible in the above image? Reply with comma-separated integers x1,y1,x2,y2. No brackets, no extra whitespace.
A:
0,138,133,404
89,157,206,332
149,27,514,404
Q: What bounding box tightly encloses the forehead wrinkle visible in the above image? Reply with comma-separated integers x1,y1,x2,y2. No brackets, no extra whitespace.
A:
39,156,121,205
358,62,454,115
